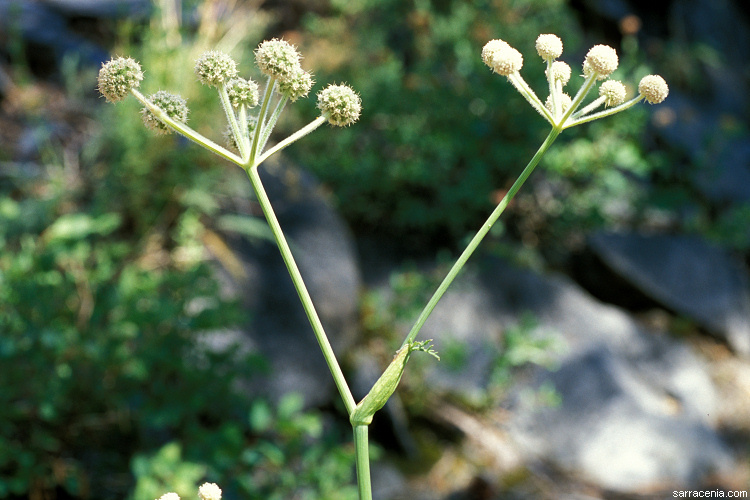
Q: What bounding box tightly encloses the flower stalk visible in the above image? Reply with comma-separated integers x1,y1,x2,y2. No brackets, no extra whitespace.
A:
98,31,668,500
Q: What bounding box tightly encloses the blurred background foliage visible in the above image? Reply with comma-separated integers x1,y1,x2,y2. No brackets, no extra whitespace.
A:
0,0,744,498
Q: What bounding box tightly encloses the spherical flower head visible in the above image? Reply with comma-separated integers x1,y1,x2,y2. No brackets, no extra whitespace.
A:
141,90,189,134
227,78,259,108
198,482,222,500
545,93,572,113
536,34,563,60
599,80,627,106
638,74,669,104
583,44,618,79
158,493,180,500
317,84,361,126
278,68,313,102
481,39,523,76
546,61,571,85
97,57,143,102
195,51,238,88
255,38,302,82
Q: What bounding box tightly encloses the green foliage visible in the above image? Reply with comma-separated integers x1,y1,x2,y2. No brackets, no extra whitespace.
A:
0,162,251,498
129,395,355,500
0,5,357,499
288,0,583,247
131,443,206,500
237,394,357,500
489,312,562,393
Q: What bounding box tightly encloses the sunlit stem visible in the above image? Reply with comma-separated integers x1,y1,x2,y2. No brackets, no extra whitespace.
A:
130,89,243,166
245,166,356,414
238,103,250,153
354,425,372,500
507,72,554,125
401,126,562,348
564,94,645,129
545,59,558,122
248,76,276,165
558,73,597,128
259,95,289,153
219,84,246,158
255,116,327,166
573,95,606,119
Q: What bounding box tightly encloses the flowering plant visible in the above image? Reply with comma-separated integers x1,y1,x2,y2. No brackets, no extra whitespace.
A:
98,32,667,500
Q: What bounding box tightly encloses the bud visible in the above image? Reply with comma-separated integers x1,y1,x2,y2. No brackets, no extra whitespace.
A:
227,78,260,108
198,483,222,500
482,39,523,76
255,38,302,82
545,93,572,113
535,34,563,60
317,84,362,126
141,91,189,134
599,80,627,106
583,44,618,79
97,57,143,102
638,74,669,104
195,51,238,88
546,61,571,85
278,68,314,102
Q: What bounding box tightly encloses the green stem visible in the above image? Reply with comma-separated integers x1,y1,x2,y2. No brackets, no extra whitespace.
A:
249,76,277,164
130,89,243,166
564,94,644,129
219,84,247,159
353,425,372,500
255,116,327,166
259,95,289,153
401,126,562,348
246,166,356,414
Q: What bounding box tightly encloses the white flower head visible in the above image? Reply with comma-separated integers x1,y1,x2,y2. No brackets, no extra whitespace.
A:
195,51,238,88
317,84,362,126
482,39,523,76
255,38,302,82
227,78,260,108
158,493,180,500
599,80,627,106
198,482,222,500
638,74,669,104
546,61,571,85
97,57,143,102
583,44,618,79
278,67,314,102
141,91,189,134
536,34,563,60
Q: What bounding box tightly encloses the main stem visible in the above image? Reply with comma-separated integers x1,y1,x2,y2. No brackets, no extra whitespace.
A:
246,166,356,414
353,425,372,500
401,126,561,348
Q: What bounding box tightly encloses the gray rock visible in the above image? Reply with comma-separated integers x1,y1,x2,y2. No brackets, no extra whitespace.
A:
206,160,360,407
589,232,750,356
0,0,110,67
416,256,735,492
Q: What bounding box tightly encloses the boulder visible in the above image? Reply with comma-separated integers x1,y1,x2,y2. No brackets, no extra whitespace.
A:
416,256,736,493
588,232,750,356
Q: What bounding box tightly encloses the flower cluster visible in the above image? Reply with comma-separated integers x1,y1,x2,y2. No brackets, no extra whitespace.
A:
97,38,361,168
97,57,143,102
482,34,668,129
155,482,222,500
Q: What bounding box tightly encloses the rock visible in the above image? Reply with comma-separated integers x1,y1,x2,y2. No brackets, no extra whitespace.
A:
205,160,361,408
0,0,110,69
414,255,736,493
588,232,750,356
